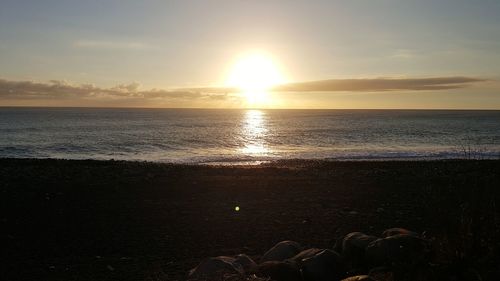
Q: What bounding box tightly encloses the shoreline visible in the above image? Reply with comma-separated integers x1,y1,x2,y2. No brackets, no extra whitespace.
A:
2,158,500,280
2,156,500,166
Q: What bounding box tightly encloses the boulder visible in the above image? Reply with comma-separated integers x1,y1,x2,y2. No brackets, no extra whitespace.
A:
340,232,379,270
287,248,323,265
382,228,419,238
301,249,346,281
257,261,302,281
234,254,257,272
365,234,431,268
188,256,244,280
261,240,302,262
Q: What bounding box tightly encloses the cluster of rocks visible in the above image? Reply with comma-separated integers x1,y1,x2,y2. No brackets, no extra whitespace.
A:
187,228,432,281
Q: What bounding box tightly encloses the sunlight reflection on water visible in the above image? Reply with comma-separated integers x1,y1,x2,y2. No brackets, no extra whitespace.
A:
239,110,270,155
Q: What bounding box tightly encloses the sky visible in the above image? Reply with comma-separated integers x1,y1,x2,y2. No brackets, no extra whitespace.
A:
0,0,500,109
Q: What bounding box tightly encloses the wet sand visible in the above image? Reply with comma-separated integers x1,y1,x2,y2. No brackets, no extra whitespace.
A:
2,159,500,280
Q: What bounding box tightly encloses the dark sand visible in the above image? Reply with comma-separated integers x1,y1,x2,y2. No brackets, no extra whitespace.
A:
2,159,500,280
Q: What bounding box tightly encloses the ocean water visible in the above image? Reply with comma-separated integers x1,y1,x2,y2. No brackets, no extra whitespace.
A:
0,107,499,164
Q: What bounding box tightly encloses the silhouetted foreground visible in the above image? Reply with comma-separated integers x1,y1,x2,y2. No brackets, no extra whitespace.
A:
1,159,499,280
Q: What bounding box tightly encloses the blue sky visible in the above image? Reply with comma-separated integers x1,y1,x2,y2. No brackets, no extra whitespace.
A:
1,0,499,108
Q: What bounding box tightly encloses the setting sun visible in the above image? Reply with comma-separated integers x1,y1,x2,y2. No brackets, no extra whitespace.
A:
226,52,285,105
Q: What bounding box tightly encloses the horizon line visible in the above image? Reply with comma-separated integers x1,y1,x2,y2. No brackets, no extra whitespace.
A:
1,105,499,111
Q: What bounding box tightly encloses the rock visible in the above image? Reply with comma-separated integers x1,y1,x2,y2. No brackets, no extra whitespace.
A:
261,240,302,262
340,232,378,270
287,248,323,265
234,254,257,272
365,234,431,268
257,261,302,281
301,249,346,281
342,275,376,281
382,228,419,238
188,256,244,280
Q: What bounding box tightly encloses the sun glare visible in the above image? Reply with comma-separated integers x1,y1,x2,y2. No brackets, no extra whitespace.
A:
226,52,285,106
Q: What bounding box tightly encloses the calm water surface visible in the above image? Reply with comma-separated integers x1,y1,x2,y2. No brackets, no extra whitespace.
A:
1,108,499,163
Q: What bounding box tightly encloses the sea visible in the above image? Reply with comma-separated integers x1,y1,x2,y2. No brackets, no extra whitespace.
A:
1,107,499,164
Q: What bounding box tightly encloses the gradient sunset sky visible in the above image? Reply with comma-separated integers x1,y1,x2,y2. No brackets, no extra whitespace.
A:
1,0,499,109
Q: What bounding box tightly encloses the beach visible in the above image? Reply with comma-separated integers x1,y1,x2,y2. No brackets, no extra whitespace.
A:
2,159,500,280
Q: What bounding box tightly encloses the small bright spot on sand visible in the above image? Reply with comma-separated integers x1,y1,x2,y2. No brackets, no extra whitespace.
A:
235,206,240,211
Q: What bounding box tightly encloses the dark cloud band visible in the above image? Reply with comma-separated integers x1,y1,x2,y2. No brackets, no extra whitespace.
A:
0,79,230,101
0,76,486,103
272,77,486,92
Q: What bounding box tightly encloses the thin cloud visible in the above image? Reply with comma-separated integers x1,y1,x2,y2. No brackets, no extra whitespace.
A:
272,77,486,92
73,40,154,50
390,49,420,59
